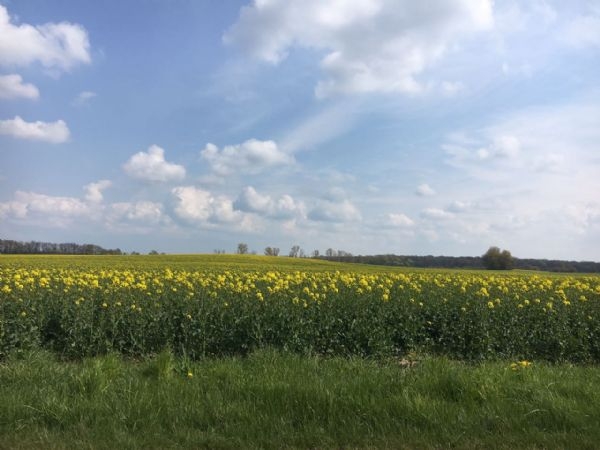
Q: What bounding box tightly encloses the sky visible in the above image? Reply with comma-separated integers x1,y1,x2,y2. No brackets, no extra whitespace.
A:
0,0,599,259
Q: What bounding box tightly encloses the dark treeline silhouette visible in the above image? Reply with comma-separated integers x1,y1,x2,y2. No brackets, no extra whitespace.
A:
317,254,600,273
0,239,122,255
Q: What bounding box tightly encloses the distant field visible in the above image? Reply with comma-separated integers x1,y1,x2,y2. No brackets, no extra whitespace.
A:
1,254,599,361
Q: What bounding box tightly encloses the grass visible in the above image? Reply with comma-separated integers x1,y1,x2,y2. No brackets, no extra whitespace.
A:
1,349,599,449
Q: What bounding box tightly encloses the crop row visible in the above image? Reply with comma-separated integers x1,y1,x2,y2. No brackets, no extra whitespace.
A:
1,267,600,361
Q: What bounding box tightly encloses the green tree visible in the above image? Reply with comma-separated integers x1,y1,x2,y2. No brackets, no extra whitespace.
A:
482,246,513,270
264,247,280,256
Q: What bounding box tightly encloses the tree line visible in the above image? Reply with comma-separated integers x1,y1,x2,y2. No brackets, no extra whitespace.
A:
0,239,122,255
317,250,600,273
2,238,598,273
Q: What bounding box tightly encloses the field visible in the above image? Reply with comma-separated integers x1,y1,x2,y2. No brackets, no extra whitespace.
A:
2,254,600,448
1,254,600,362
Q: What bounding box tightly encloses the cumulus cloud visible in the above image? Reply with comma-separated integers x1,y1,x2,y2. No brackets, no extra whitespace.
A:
0,183,175,232
308,199,361,223
171,186,255,229
234,186,305,219
11,190,90,218
84,180,111,203
389,213,415,227
108,201,167,224
0,116,69,143
0,200,27,219
225,0,493,97
0,74,39,99
201,139,294,176
123,145,186,182
0,5,91,72
416,183,436,197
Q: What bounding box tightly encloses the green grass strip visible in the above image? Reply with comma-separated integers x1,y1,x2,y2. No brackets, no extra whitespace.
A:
1,349,599,449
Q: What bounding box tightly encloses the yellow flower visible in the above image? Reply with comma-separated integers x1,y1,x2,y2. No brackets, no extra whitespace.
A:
102,302,108,308
187,371,193,378
487,301,494,309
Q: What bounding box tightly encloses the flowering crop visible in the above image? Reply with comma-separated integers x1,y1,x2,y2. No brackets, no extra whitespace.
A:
1,257,600,361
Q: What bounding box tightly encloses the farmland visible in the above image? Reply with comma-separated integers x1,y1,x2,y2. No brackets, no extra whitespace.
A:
2,254,600,449
2,254,600,361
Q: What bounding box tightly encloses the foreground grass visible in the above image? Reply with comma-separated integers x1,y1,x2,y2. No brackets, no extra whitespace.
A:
1,350,599,449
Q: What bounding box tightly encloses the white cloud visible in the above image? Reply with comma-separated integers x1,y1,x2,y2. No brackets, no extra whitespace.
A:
447,200,471,213
0,116,69,143
421,208,455,221
0,184,176,231
416,183,436,197
308,199,361,223
72,90,96,106
108,201,166,224
443,99,600,181
445,133,521,167
234,186,305,219
0,74,39,99
84,180,111,203
171,186,253,228
225,0,493,97
12,190,90,218
201,139,294,175
235,186,272,213
123,145,186,182
389,213,415,227
0,5,91,72
0,200,27,219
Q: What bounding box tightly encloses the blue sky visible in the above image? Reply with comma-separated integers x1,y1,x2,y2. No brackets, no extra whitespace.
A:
1,0,599,259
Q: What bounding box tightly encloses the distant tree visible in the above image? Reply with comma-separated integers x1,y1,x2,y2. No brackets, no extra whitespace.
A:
482,246,513,270
213,249,226,254
289,245,300,257
264,247,280,256
312,249,320,258
325,248,335,257
299,249,306,258
148,250,159,255
237,243,249,254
